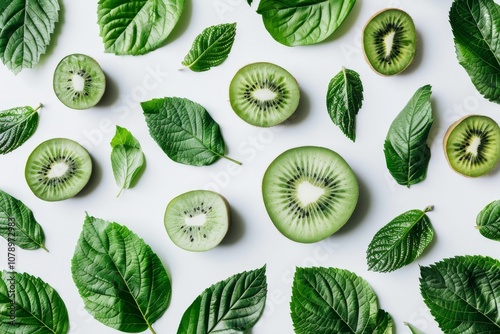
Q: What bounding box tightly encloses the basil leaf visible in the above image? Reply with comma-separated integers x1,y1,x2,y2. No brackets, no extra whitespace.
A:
110,126,145,197
182,23,237,72
367,206,434,273
97,0,185,55
0,104,40,154
383,85,433,187
0,0,59,74
326,67,364,141
256,0,356,46
476,199,500,241
142,97,241,166
0,189,46,250
0,271,69,333
449,0,500,103
420,255,500,333
71,214,171,333
404,322,427,334
177,266,267,334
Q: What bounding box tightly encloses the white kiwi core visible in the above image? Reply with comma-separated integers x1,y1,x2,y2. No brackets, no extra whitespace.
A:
467,136,481,156
253,88,277,101
297,181,325,206
185,214,207,227
383,31,396,58
72,74,85,92
48,162,69,178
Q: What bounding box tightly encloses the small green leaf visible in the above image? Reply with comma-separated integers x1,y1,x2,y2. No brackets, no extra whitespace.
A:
404,322,426,334
326,67,364,141
177,266,267,334
373,310,394,334
182,23,237,72
476,199,500,241
247,0,253,5
0,104,41,154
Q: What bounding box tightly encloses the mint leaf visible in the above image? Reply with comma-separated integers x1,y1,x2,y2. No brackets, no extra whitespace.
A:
404,322,426,334
476,199,500,241
177,266,267,334
0,0,59,74
384,85,433,187
449,0,500,103
0,104,40,154
326,67,364,141
97,0,185,55
257,0,356,46
367,206,434,273
71,214,171,333
142,97,241,166
182,23,237,72
420,255,500,333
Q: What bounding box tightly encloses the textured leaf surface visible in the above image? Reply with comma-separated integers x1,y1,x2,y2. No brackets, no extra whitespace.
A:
476,199,500,241
372,309,393,334
0,105,40,154
405,322,427,334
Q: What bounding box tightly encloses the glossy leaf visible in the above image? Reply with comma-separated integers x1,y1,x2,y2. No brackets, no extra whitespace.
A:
476,199,500,241
0,104,40,154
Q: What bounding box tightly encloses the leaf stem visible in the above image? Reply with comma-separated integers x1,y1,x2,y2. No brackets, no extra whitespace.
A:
116,188,124,198
34,103,43,112
423,205,434,213
41,243,49,252
221,155,242,165
148,324,157,334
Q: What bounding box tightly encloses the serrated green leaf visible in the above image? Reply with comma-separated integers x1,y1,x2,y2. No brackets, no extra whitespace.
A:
177,266,267,334
182,23,237,72
71,214,171,333
404,322,426,334
326,67,364,141
476,199,500,241
373,310,394,334
97,0,185,55
0,271,69,333
384,85,433,187
0,0,59,74
420,255,500,334
0,104,40,154
449,0,500,103
367,206,434,273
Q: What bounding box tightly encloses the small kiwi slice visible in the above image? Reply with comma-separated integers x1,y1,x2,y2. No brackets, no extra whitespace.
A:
53,54,106,110
25,138,92,201
229,62,300,127
262,146,358,243
164,190,229,252
444,115,500,177
363,8,417,76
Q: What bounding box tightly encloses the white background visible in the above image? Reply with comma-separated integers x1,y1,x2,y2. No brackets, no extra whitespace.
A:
0,0,499,333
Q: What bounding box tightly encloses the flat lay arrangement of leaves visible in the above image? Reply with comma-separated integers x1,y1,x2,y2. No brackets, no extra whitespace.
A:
0,0,499,333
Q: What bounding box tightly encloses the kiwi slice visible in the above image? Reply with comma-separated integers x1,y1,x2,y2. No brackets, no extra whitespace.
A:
262,146,358,243
25,138,92,201
444,115,500,177
363,8,417,76
164,190,230,252
229,62,300,127
53,54,106,110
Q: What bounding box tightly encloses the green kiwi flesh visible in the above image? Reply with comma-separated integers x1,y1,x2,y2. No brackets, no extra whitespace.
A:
25,138,92,201
444,115,500,177
262,146,358,243
363,8,416,76
229,62,300,127
53,54,106,110
164,190,229,252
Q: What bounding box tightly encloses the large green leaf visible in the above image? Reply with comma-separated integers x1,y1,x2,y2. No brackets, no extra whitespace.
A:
449,0,500,103
0,104,40,154
476,199,500,241
71,214,171,333
177,266,267,333
420,255,500,333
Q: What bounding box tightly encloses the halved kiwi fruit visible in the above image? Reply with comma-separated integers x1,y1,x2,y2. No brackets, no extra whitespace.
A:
363,8,417,76
229,62,300,127
262,146,359,243
164,190,230,252
53,54,106,110
25,138,92,201
444,115,500,177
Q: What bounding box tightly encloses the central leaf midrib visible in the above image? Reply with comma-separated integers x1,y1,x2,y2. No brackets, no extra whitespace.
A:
0,108,36,134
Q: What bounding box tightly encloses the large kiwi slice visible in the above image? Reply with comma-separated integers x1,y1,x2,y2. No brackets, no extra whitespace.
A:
164,190,230,252
363,8,416,76
229,62,300,127
53,54,106,110
262,146,358,243
25,138,92,201
444,115,500,177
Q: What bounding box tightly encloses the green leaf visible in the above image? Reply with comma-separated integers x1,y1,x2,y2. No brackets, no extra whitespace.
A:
0,0,59,74
182,23,237,72
97,0,185,55
449,0,500,103
384,85,433,187
476,199,500,241
247,0,253,5
404,322,426,334
141,97,241,166
326,67,364,141
0,271,69,333
256,0,356,46
367,206,434,273
0,189,46,250
177,266,267,334
0,104,40,154
110,126,145,197
71,214,171,333
420,255,500,333
373,310,394,334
